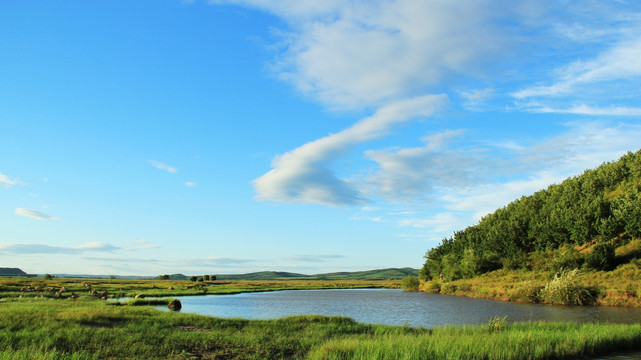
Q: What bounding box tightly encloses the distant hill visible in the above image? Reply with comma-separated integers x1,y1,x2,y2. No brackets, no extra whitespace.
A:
216,268,418,281
0,267,28,276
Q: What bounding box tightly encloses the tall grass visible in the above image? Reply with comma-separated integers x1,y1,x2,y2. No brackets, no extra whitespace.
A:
2,298,641,359
307,322,641,360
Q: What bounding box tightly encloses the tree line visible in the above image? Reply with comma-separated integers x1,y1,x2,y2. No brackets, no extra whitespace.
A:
420,150,641,281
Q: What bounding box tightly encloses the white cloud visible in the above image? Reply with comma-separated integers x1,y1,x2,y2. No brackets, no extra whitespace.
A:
228,0,506,109
399,212,460,234
0,242,119,254
385,122,641,237
148,160,177,173
513,36,641,99
0,172,24,187
363,130,484,202
253,95,447,205
185,181,197,187
525,103,641,116
14,208,61,221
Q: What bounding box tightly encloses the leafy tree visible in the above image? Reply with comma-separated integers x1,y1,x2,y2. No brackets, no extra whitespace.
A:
203,275,210,281
190,276,197,282
43,274,53,280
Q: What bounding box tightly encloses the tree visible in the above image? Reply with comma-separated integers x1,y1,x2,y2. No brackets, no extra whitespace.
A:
190,276,197,282
203,275,210,281
43,274,53,280
210,275,216,281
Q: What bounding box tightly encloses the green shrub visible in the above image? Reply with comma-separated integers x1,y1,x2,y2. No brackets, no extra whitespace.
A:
584,242,615,271
539,269,595,305
400,276,419,292
423,281,441,293
548,245,583,272
440,282,457,294
168,298,182,311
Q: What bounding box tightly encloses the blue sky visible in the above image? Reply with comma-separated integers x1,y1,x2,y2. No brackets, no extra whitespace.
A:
1,1,641,276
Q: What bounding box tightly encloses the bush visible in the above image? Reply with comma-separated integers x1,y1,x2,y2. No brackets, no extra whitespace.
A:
548,245,583,272
441,282,457,294
584,242,615,271
423,281,441,293
539,269,595,305
401,276,420,292
501,251,530,270
168,299,182,311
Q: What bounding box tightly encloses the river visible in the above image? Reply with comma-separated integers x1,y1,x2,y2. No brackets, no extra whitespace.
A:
156,288,641,328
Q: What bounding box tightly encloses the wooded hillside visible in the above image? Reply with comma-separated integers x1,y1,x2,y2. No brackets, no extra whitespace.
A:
420,150,641,281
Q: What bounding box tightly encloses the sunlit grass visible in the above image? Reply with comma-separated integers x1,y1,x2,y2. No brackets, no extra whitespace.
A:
1,298,641,359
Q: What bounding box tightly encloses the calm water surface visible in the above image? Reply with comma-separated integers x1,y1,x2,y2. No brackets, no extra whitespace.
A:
161,288,641,328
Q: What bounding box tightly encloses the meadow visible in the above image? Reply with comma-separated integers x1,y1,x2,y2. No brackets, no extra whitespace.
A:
0,277,399,300
2,277,641,359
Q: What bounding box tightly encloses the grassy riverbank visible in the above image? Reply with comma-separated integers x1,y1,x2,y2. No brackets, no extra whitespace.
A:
1,297,641,359
421,257,641,307
0,277,399,300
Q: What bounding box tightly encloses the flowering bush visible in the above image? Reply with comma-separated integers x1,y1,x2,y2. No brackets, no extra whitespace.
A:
539,269,595,305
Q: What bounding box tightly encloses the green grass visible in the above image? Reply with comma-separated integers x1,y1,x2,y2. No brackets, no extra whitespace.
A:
307,322,641,360
1,297,641,359
0,277,400,300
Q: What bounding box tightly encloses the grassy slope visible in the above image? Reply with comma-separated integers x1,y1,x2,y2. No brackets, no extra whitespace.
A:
2,298,641,360
421,255,641,307
216,267,418,281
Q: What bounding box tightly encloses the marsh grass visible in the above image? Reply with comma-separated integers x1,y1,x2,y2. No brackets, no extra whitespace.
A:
306,322,641,360
2,293,641,359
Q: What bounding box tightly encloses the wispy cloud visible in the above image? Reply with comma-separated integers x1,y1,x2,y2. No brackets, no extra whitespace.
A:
513,36,641,99
0,242,120,254
399,213,460,233
215,1,508,110
148,160,177,173
0,172,25,187
524,103,641,116
253,95,447,206
15,208,61,221
391,122,641,239
363,130,485,202
185,181,197,187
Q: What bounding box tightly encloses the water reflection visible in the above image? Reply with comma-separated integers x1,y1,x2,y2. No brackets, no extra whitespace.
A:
158,289,641,328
